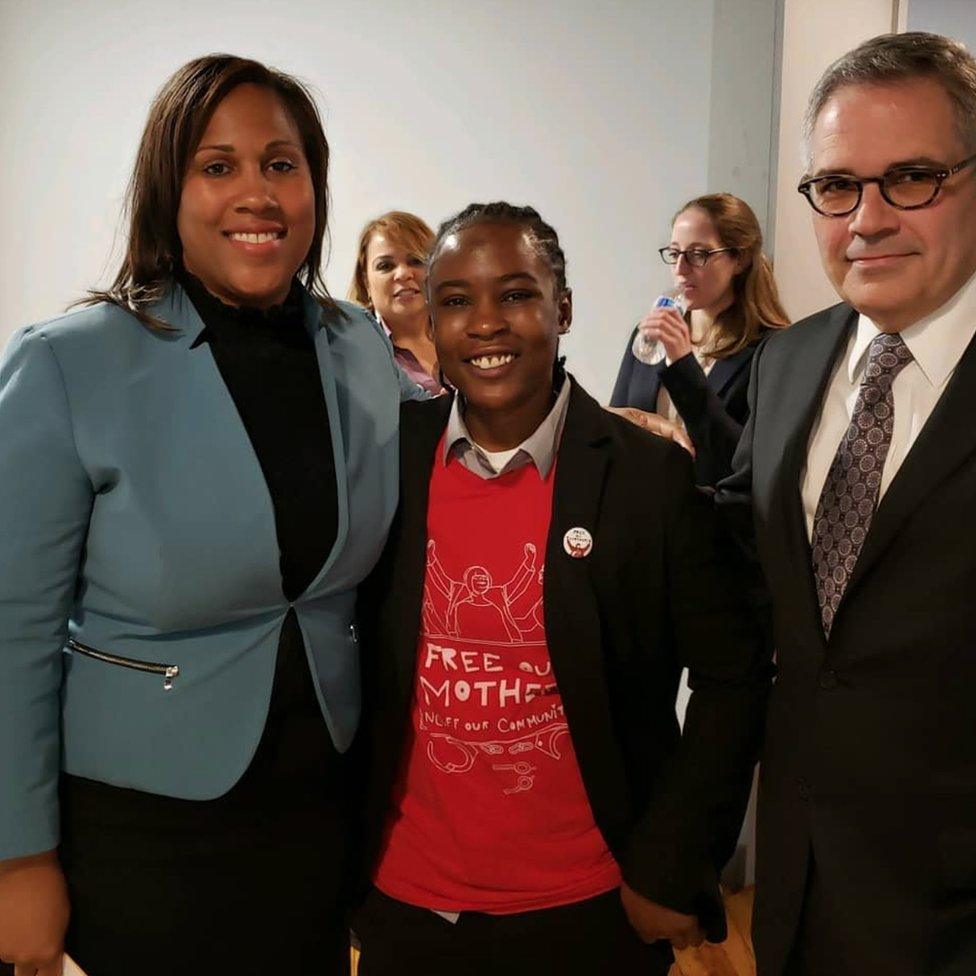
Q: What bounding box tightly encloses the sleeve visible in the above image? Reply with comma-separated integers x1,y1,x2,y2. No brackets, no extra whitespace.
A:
0,328,93,860
350,302,429,403
397,363,430,402
660,352,743,486
608,328,639,407
620,444,773,942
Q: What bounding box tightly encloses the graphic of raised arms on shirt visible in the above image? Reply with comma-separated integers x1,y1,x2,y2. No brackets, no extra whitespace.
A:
424,539,539,643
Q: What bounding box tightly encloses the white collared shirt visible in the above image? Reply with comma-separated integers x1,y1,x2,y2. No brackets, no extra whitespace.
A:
801,270,976,540
443,376,571,480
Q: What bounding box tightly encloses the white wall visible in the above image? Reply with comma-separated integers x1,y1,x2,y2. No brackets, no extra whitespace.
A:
0,0,782,401
908,0,976,50
708,0,781,241
772,0,896,323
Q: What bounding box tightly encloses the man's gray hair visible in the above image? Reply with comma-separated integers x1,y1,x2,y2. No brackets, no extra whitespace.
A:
801,32,976,172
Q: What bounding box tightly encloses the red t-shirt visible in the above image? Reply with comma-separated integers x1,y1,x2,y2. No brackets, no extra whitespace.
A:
373,447,621,913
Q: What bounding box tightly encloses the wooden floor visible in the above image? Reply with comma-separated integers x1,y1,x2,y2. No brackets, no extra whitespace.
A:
670,887,755,976
350,887,757,975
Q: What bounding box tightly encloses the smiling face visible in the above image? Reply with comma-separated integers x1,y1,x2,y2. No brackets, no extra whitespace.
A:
669,207,743,315
466,567,492,594
809,78,976,331
429,221,572,450
177,83,316,308
364,231,428,324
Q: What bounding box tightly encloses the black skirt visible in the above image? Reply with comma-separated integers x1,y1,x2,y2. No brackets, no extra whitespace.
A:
60,611,357,976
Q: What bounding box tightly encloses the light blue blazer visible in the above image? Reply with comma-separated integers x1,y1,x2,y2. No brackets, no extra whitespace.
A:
0,285,414,860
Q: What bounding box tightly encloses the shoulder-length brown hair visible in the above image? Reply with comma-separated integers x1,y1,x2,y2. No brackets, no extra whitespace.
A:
82,53,336,329
348,211,435,310
674,193,790,358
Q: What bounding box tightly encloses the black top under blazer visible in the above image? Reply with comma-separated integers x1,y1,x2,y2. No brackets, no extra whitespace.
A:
357,378,773,941
718,303,976,976
610,329,767,487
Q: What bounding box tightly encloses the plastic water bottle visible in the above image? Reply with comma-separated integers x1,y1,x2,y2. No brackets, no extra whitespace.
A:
631,289,688,366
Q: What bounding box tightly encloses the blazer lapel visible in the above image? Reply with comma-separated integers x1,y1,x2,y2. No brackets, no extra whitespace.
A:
147,287,283,588
845,328,976,596
544,381,630,817
303,295,351,591
706,344,753,397
643,362,663,406
390,398,453,700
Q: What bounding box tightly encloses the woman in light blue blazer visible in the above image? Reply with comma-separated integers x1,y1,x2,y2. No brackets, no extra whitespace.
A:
0,55,415,976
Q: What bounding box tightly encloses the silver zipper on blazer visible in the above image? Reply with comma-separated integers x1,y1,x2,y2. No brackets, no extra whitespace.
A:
65,638,180,691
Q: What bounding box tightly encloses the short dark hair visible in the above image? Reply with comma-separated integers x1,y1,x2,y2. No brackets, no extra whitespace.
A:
428,202,568,295
83,53,336,329
802,32,976,170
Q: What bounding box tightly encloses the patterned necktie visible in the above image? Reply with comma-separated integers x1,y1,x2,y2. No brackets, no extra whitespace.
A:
811,332,913,636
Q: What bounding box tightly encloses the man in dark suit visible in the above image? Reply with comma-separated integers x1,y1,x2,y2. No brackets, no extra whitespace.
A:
718,32,976,976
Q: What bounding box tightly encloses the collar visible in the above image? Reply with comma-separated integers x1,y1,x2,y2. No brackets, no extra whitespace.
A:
442,372,571,479
850,268,976,388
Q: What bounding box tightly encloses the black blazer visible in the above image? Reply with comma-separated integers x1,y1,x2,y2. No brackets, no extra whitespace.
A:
718,304,976,976
358,377,772,940
610,329,766,487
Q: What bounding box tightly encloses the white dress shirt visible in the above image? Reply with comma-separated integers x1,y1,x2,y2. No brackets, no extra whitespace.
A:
801,270,976,540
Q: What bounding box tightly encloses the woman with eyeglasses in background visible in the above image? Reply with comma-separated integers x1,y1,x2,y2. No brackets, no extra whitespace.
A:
610,193,789,486
349,211,446,396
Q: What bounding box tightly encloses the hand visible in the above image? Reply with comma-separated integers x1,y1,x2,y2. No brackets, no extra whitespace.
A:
638,306,692,363
620,882,705,949
604,407,696,458
0,850,69,976
524,543,536,557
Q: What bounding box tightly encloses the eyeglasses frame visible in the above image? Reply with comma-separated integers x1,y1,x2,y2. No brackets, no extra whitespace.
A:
658,245,737,267
797,152,976,217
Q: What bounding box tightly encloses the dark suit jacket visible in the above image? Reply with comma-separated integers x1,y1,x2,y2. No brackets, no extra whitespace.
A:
610,330,766,487
718,303,976,976
358,377,772,940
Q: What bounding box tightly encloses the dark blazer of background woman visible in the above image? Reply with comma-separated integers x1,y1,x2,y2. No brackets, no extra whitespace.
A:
609,329,767,488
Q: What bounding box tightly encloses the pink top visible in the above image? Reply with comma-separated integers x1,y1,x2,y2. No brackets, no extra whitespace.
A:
381,319,446,397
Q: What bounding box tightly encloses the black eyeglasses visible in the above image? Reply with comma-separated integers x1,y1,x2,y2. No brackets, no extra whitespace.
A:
659,246,736,267
797,152,976,216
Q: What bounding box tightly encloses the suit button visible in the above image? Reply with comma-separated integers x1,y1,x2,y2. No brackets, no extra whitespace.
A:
797,778,811,800
819,669,838,690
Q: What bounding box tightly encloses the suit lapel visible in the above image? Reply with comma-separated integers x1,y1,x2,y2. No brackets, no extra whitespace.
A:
845,328,976,597
544,381,629,817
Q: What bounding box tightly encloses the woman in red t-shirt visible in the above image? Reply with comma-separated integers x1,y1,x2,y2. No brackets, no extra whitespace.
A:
354,202,772,976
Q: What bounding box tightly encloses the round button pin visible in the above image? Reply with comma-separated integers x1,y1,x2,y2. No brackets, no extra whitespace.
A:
563,527,593,559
